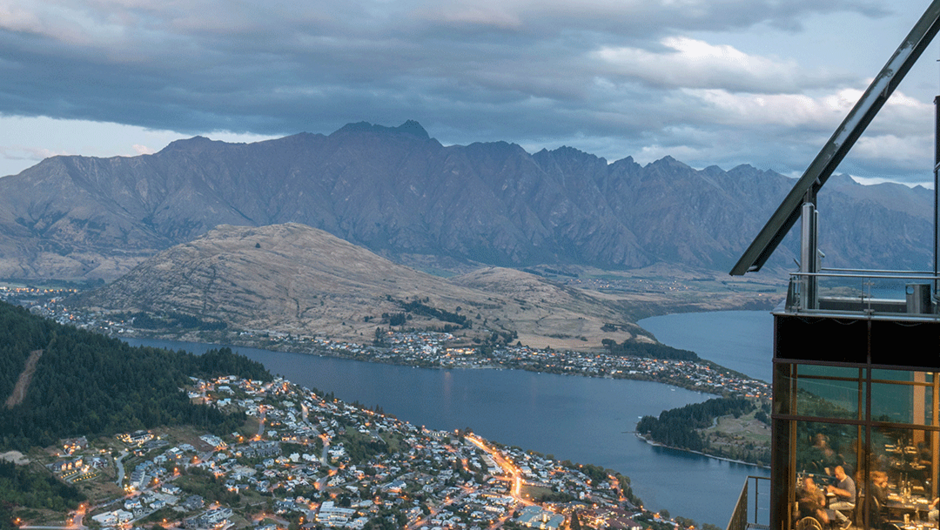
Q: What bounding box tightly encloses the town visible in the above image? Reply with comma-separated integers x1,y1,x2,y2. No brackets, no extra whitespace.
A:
1,287,769,401
9,373,708,530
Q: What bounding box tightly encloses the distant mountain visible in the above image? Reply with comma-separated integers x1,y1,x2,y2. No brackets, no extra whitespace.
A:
0,120,932,280
70,223,663,350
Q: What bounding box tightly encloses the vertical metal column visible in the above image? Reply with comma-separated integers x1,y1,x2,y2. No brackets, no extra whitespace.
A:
770,360,796,530
800,200,818,310
934,96,940,303
933,374,939,501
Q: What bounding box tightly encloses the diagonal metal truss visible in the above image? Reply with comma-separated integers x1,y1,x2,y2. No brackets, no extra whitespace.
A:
730,0,940,276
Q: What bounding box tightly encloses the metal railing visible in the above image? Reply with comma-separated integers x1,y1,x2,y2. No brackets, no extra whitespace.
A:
784,269,940,318
727,476,770,530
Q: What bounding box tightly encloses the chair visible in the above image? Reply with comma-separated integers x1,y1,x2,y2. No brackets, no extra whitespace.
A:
797,516,824,530
861,494,886,530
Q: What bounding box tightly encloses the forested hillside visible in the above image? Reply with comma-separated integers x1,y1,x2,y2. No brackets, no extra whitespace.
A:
0,301,271,449
637,397,770,465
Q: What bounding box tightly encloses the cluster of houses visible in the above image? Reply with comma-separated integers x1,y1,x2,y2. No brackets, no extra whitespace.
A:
273,330,768,399
66,373,672,530
491,348,770,398
26,295,768,401
48,436,108,482
91,485,202,528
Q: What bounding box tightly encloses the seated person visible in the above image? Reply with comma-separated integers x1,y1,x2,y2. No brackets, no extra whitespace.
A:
870,471,888,506
808,434,838,473
869,471,888,530
826,465,855,528
799,477,832,525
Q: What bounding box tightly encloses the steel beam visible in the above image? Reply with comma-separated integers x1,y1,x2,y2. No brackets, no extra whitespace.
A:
730,0,940,275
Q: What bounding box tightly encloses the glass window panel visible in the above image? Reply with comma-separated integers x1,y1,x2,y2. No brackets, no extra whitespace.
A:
796,420,860,479
872,369,916,383
871,383,918,424
802,366,860,378
796,366,862,419
774,363,796,416
871,371,934,426
869,426,936,528
792,421,861,530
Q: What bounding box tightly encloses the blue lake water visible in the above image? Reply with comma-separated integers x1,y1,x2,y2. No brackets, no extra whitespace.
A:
126,309,771,526
639,310,775,383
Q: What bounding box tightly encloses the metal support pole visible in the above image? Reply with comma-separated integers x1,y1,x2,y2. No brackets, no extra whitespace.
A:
800,200,818,310
934,96,940,304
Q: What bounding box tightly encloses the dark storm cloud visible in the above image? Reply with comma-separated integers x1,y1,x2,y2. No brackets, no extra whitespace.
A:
0,0,922,182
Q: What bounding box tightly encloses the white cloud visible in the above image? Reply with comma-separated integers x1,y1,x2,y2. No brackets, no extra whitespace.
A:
417,0,886,34
132,144,155,155
851,175,933,189
0,115,277,177
418,4,522,29
591,37,833,93
851,134,933,171
0,0,927,184
676,85,931,134
0,1,43,33
682,88,844,128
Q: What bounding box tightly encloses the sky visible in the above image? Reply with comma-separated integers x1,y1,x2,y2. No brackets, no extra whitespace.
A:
0,0,939,186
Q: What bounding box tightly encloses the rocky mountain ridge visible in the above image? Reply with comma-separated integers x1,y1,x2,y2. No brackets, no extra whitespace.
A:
0,120,932,280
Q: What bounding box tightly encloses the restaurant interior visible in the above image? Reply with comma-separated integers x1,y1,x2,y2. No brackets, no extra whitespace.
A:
771,314,940,530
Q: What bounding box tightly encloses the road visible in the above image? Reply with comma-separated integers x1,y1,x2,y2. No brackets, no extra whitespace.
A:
22,502,87,530
466,435,529,504
114,450,128,486
316,438,338,490
464,434,537,528
256,405,266,437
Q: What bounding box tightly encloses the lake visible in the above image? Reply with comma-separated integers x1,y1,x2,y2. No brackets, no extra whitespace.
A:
639,310,775,383
126,309,772,526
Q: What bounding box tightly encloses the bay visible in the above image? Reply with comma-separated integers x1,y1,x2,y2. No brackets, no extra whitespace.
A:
639,310,774,383
126,311,770,527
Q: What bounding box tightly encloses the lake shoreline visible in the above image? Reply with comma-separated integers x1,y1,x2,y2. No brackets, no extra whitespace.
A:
124,309,773,526
118,330,767,398
636,432,770,469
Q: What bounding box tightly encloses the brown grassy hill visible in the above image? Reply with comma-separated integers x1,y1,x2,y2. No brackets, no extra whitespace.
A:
71,223,647,348
71,223,781,350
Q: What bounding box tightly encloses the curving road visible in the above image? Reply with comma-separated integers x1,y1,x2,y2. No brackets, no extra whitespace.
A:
114,450,128,486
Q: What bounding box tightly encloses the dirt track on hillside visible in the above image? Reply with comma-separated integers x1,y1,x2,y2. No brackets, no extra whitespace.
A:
4,349,43,409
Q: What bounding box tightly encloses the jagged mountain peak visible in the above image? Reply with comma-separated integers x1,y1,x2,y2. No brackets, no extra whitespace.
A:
702,165,725,176
537,145,608,165
0,122,932,280
332,120,430,140
160,135,222,152
608,156,640,172
646,155,689,170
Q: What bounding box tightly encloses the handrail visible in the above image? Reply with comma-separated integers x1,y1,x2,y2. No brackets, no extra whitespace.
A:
791,271,940,281
782,270,938,316
727,476,770,530
819,268,939,275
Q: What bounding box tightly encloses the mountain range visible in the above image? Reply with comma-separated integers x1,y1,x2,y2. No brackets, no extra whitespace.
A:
0,120,932,281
